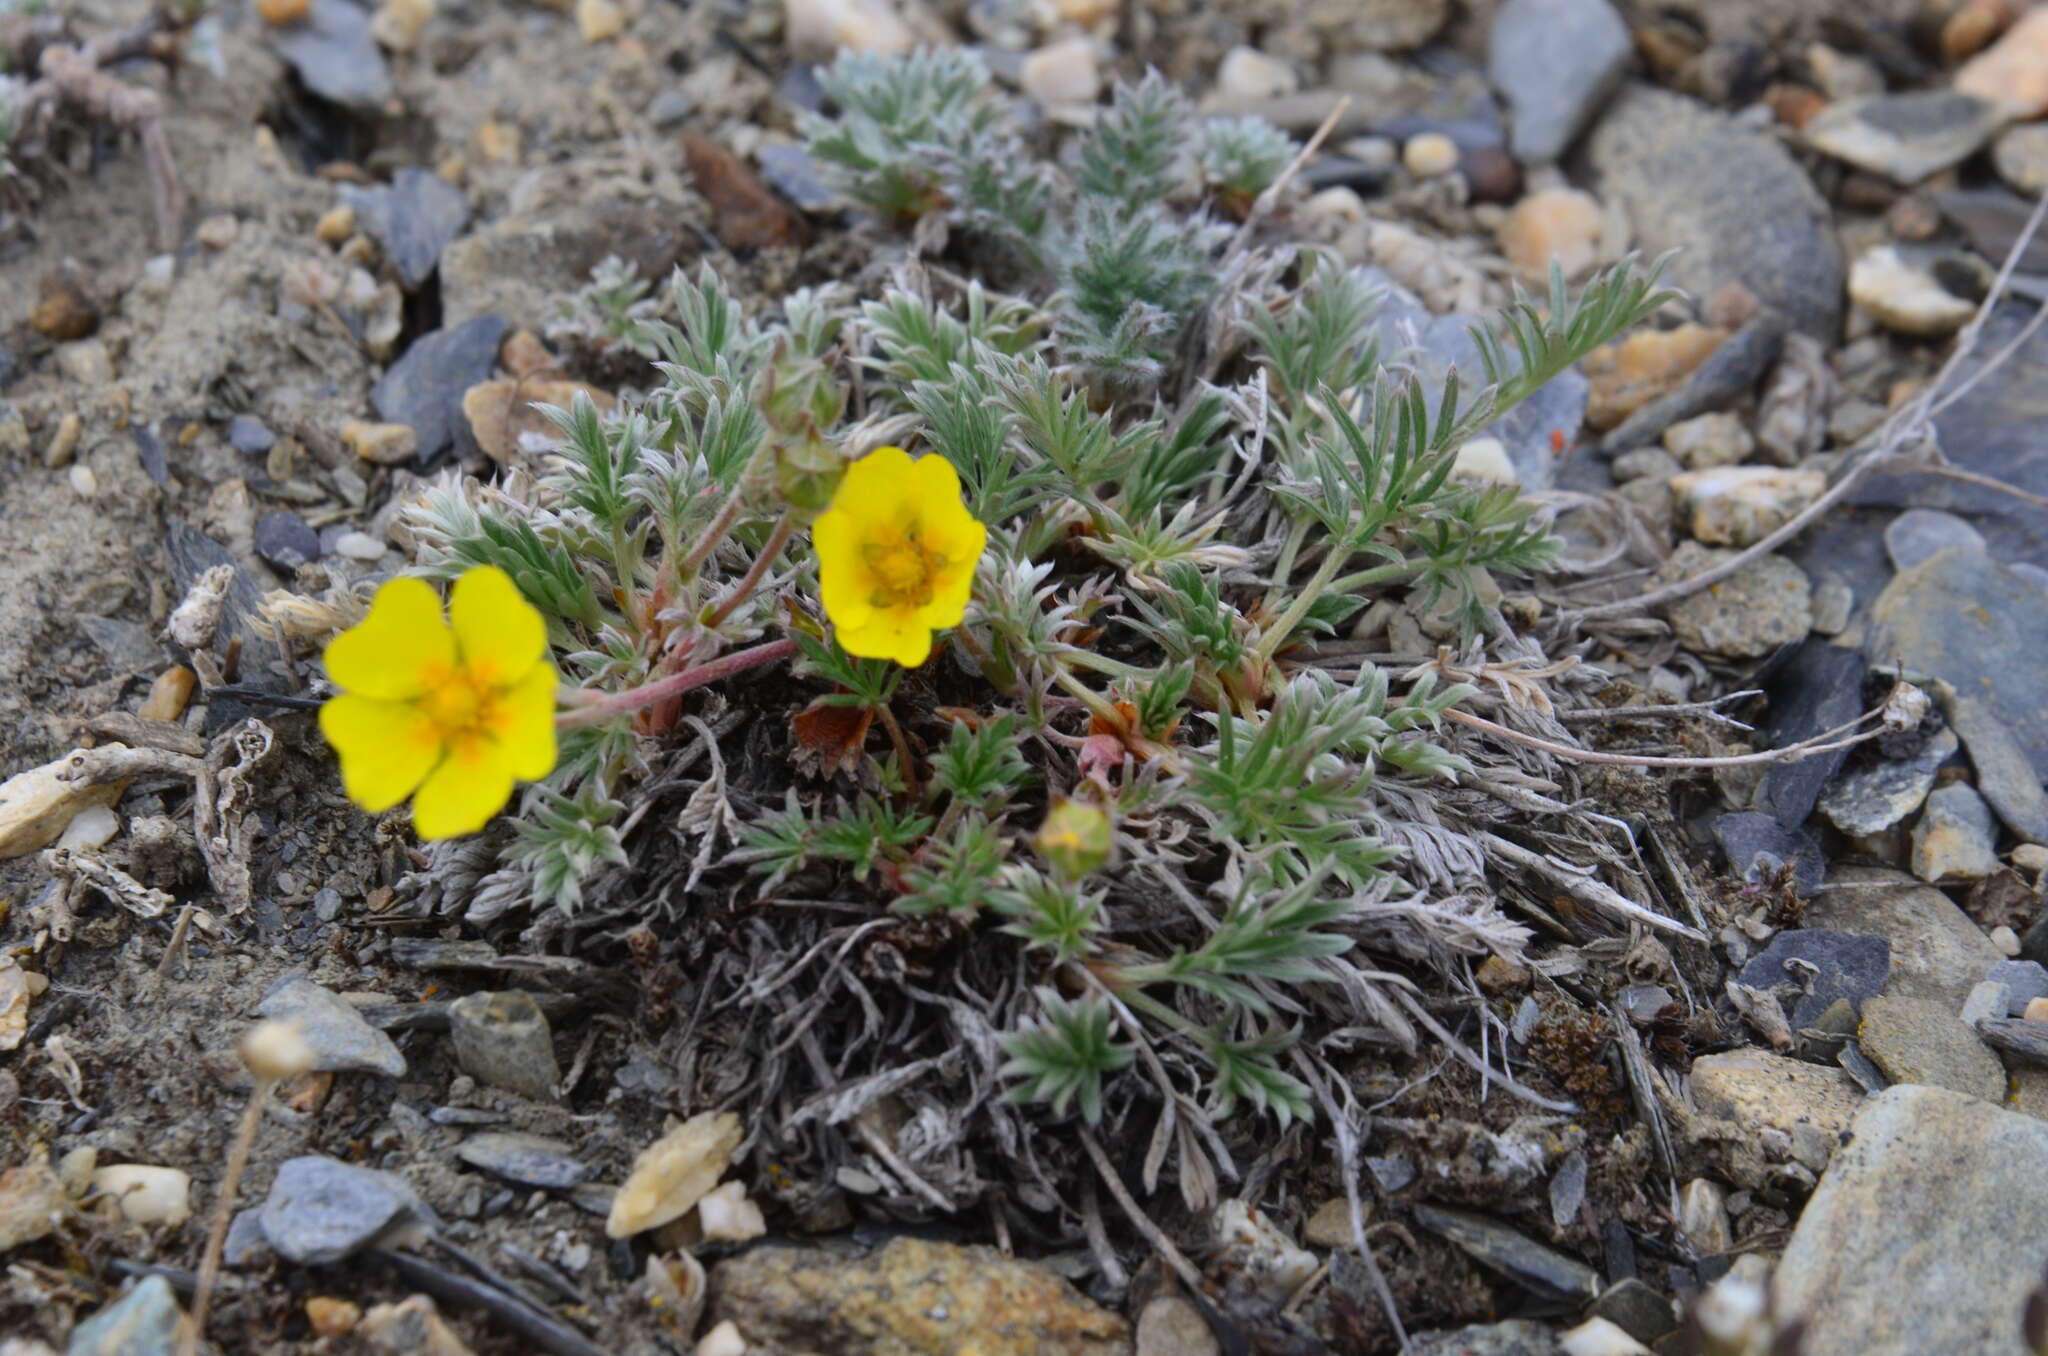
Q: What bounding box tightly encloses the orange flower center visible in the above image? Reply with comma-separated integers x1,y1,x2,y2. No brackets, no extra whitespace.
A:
862,521,948,609
417,660,509,751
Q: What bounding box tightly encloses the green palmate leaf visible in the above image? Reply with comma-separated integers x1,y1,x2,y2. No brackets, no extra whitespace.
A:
989,864,1103,962
1194,116,1296,204
1203,1025,1312,1126
792,629,902,708
1472,254,1677,414
1119,390,1232,518
1054,199,1217,390
928,716,1032,812
405,483,607,638
1249,253,1384,406
860,284,1044,386
1000,990,1133,1125
505,785,629,913
815,796,934,880
1135,869,1355,1013
802,48,993,220
732,789,814,890
897,814,1006,917
1073,71,1191,209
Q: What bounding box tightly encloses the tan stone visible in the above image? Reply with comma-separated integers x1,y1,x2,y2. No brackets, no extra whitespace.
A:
341,420,418,465
710,1237,1130,1355
1689,1048,1865,1145
462,380,615,463
1957,6,2048,117
1583,324,1727,431
1497,188,1603,283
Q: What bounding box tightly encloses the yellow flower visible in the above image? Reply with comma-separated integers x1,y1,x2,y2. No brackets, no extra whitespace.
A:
813,446,987,667
318,565,557,839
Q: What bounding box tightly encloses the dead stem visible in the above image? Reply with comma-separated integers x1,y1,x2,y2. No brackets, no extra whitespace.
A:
1077,1125,1208,1295
1442,704,1880,769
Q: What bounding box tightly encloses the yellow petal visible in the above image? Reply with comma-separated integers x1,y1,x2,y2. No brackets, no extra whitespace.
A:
909,449,965,504
830,446,918,522
924,518,986,626
324,576,455,700
489,661,559,782
812,509,876,631
319,694,442,812
837,611,933,668
411,737,515,839
449,565,545,687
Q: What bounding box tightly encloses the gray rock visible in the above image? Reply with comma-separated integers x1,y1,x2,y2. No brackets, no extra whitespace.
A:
2016,563,2048,593
1547,1149,1586,1229
1774,1085,2048,1356
1978,1017,2048,1068
253,510,321,574
757,144,841,213
1657,542,1812,660
1801,866,2004,1012
439,192,698,329
1803,92,2007,185
313,887,344,922
1610,447,1679,484
223,1206,272,1268
449,990,560,1101
1411,1204,1600,1302
1588,1277,1676,1345
455,1132,592,1190
1993,122,2048,195
1410,1321,1562,1356
371,315,508,461
1884,509,1986,572
1756,639,1867,829
1987,960,2048,1015
342,169,470,292
1619,985,1674,1025
227,414,275,454
78,615,164,673
1819,728,1957,838
1837,1041,1889,1095
1367,1156,1416,1192
1911,783,2002,883
1962,981,2014,1029
270,0,391,111
1488,0,1631,164
1870,545,2048,840
258,975,406,1078
1587,85,1843,340
68,1274,182,1356
1856,994,2005,1102
1736,930,1892,1029
1713,812,1824,895
258,1155,438,1264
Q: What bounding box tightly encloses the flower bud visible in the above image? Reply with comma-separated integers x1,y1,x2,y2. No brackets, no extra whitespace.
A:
1036,799,1112,879
772,429,847,515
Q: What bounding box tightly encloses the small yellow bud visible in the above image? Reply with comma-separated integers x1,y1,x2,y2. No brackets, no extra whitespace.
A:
1036,799,1112,879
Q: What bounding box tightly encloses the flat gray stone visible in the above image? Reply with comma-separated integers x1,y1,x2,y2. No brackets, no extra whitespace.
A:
371,315,508,461
1819,728,1957,837
222,1206,272,1268
1961,980,2013,1029
1657,542,1813,660
1801,866,2003,1012
1804,91,2007,185
258,975,406,1078
1988,960,2048,1015
448,990,560,1101
1884,509,1986,572
1410,1321,1562,1356
1488,0,1632,164
455,1133,591,1190
1588,85,1843,340
1713,812,1824,895
1912,783,2002,883
1775,1085,2048,1356
1411,1203,1599,1302
1736,930,1892,1029
342,169,470,291
258,1155,437,1265
270,0,390,111
68,1274,182,1356
1856,994,2005,1102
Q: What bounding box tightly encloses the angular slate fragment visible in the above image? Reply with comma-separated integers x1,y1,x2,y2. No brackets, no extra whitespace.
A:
1737,930,1892,1029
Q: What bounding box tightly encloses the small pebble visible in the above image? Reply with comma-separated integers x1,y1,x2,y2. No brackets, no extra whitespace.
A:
315,205,357,245
576,0,626,42
1497,188,1603,283
370,0,433,50
2014,844,2048,878
334,530,387,562
57,805,120,851
1216,46,1297,102
44,412,82,469
0,405,28,456
2027,997,2048,1023
1403,132,1459,178
69,464,98,497
342,419,418,465
257,0,311,23
306,1297,362,1337
1021,37,1101,106
196,215,240,250
138,666,196,722
1993,926,2023,957
450,991,560,1101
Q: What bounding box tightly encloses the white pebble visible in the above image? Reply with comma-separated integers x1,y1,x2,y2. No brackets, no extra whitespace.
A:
1560,1316,1652,1356
1992,925,2022,957
335,531,387,562
68,464,98,497
1217,46,1298,101
92,1164,192,1227
1453,437,1517,485
1021,37,1101,107
56,805,120,851
695,1321,747,1356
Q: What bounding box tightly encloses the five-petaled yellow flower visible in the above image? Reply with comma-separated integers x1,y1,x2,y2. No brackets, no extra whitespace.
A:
813,446,986,667
319,565,557,839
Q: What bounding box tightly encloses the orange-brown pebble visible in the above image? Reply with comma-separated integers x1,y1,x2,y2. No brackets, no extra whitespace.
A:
1584,324,1728,431
1944,0,2019,64
305,1296,362,1337
1764,83,1827,130
499,330,558,380
257,0,312,25
138,667,196,723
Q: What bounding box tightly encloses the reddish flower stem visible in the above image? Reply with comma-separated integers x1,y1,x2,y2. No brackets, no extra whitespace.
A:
556,638,798,729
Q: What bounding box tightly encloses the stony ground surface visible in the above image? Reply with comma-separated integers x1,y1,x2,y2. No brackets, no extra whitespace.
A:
6,0,2048,1353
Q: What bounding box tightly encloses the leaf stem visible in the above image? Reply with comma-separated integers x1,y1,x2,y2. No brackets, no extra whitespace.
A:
702,509,800,631
556,638,798,729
